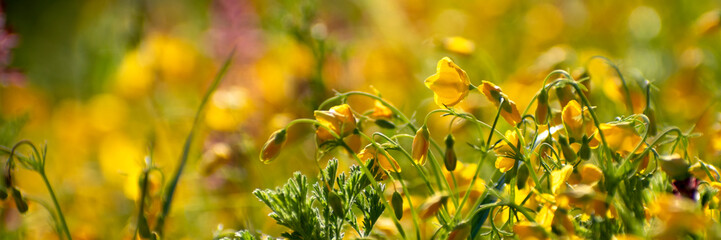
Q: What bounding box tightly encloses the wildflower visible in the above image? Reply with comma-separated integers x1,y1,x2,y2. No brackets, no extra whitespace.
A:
690,161,720,182
495,156,516,173
260,129,287,163
513,221,548,240
424,57,470,107
357,145,401,173
693,9,721,36
419,192,449,219
580,164,603,185
591,122,643,155
493,130,519,156
480,81,522,125
648,194,708,238
205,87,250,131
371,100,393,119
411,125,430,165
442,36,475,55
314,104,357,142
561,100,594,142
552,165,574,195
535,88,549,125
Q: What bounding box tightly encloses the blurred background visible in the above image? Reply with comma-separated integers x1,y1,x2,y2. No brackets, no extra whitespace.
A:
0,0,720,239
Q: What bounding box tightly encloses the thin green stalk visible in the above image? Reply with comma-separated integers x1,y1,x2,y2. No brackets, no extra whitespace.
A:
40,171,72,240
155,50,234,235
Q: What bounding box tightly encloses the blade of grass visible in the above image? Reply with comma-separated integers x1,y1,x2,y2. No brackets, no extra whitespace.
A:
154,49,235,235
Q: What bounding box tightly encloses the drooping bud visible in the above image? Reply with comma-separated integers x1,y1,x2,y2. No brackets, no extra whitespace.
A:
578,135,591,160
12,188,28,213
260,129,287,163
444,134,457,171
391,191,404,220
535,88,549,125
328,192,344,217
558,137,577,163
517,162,529,189
411,126,430,165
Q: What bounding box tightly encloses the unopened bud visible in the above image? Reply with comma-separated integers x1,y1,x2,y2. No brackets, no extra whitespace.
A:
392,191,403,220
444,134,457,171
12,188,28,213
578,136,591,160
535,88,549,125
260,129,287,163
375,119,396,129
555,84,574,108
559,137,577,163
660,154,690,180
411,126,430,165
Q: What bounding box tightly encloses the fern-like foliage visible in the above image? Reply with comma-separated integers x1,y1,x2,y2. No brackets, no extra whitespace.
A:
252,158,386,239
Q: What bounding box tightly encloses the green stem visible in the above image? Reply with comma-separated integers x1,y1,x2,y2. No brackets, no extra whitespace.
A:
589,56,634,114
41,171,72,240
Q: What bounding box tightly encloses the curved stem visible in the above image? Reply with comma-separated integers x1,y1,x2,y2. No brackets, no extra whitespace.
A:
589,56,634,114
41,172,72,240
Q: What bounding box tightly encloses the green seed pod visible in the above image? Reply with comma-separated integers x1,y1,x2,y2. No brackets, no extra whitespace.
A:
558,137,577,163
444,134,457,171
328,192,344,217
12,188,28,213
516,162,529,189
374,119,396,129
578,135,591,160
535,88,549,125
392,191,403,220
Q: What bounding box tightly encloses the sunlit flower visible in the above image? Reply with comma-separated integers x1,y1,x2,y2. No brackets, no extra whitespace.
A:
513,221,548,240
442,36,475,55
424,57,470,107
419,192,449,219
205,87,250,131
648,194,708,238
580,164,603,185
314,104,357,142
552,165,574,194
591,122,644,155
495,156,516,173
260,129,287,163
480,81,522,125
493,130,520,156
357,145,401,172
561,100,594,142
371,100,393,119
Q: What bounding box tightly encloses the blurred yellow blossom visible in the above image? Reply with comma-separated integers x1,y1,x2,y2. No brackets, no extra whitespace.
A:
480,81,522,125
424,57,470,107
442,36,475,55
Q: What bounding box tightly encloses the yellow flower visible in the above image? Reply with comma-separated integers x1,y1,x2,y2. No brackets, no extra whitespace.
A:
689,161,720,182
495,156,516,173
493,130,519,156
513,221,548,240
480,81,522,125
411,126,430,165
442,36,475,55
591,122,643,155
357,145,401,173
424,57,470,107
648,194,708,238
580,164,603,185
418,192,449,219
314,104,357,142
260,129,287,163
205,87,250,131
552,165,574,195
561,100,594,141
371,100,393,119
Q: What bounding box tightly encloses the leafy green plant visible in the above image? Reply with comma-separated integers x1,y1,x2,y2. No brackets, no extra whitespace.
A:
253,159,386,239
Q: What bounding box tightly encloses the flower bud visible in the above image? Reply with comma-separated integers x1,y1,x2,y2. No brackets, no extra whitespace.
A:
444,134,457,171
260,129,287,163
12,188,28,213
578,135,591,160
411,126,430,165
535,88,549,125
558,137,577,163
392,191,403,220
374,119,396,129
517,162,529,189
